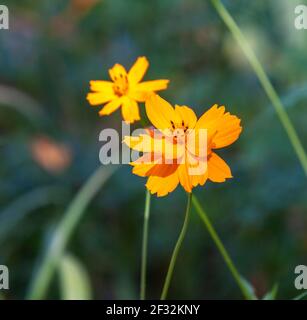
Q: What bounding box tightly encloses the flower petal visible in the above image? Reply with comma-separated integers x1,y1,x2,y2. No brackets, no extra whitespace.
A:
131,154,158,177
145,94,181,131
207,152,232,182
109,63,127,82
128,90,150,102
146,163,178,177
212,113,242,149
128,56,149,85
132,163,156,177
98,98,122,116
195,104,225,132
190,169,208,187
87,92,117,106
123,132,184,160
146,170,179,197
123,134,154,153
186,153,208,187
89,80,114,92
174,105,197,129
121,97,140,123
177,163,192,193
195,104,242,149
132,80,169,99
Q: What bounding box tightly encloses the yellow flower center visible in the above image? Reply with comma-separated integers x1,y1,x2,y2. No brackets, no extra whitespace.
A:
109,64,130,97
170,120,189,141
113,73,129,96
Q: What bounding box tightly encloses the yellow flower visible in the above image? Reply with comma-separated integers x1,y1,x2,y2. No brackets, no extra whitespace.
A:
124,94,242,196
87,57,169,124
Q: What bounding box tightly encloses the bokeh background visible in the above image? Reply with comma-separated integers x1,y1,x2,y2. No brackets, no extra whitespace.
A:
0,0,306,299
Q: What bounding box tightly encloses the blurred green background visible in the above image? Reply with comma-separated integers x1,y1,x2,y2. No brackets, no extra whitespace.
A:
0,0,306,299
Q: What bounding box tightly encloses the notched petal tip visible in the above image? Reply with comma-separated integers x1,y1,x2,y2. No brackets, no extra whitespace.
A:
145,184,168,197
123,116,140,124
112,63,123,69
98,109,107,116
137,56,148,63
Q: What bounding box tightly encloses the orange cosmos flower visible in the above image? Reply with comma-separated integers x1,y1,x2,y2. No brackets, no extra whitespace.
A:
87,57,169,124
124,94,242,196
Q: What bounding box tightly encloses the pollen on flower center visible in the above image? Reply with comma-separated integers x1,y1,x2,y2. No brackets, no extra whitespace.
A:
113,74,129,96
173,128,185,136
170,120,189,140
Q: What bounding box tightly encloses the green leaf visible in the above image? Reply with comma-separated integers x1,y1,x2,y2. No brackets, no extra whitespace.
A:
240,277,258,300
262,284,278,300
27,166,116,299
58,253,92,300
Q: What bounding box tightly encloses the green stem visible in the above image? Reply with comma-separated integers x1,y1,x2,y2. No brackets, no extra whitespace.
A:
160,193,192,300
140,190,151,300
210,0,307,176
26,166,116,299
192,196,251,299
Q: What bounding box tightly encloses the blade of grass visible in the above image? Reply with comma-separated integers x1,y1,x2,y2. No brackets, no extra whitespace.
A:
249,82,307,132
26,165,117,299
58,253,92,300
192,195,253,300
210,0,307,176
262,283,278,300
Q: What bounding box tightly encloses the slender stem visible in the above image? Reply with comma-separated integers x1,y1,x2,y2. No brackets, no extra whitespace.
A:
192,196,251,299
160,193,192,300
140,190,151,300
210,0,307,176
